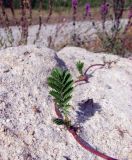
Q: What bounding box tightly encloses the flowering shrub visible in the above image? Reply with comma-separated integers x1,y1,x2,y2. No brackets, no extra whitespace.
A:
0,0,53,48
90,0,132,56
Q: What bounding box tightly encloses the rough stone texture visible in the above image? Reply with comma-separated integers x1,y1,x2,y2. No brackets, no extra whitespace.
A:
0,45,132,160
57,47,132,160
1,20,130,55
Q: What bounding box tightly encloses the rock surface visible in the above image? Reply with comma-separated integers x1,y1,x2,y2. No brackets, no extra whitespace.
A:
0,20,130,54
0,45,132,160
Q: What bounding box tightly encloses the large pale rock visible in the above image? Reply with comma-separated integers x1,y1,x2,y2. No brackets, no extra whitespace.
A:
0,45,68,160
57,47,132,160
0,45,132,160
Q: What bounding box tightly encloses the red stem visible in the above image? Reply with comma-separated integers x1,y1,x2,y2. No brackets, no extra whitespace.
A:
74,64,105,83
54,105,118,160
84,63,105,75
74,75,88,83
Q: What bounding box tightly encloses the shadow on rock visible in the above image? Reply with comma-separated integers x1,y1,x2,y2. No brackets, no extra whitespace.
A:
76,99,101,123
54,53,67,70
63,156,71,160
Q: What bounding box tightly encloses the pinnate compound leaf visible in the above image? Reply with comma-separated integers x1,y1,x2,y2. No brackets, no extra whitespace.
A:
76,61,84,75
48,68,73,116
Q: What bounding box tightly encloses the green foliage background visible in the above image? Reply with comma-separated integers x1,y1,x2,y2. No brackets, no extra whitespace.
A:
10,0,132,9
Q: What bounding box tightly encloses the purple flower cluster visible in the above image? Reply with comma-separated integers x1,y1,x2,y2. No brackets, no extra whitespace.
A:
125,5,132,32
128,6,132,19
85,3,91,16
100,3,109,15
72,0,78,10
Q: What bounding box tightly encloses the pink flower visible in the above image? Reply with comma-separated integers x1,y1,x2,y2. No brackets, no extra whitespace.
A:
100,3,109,15
85,3,91,16
72,0,78,10
128,6,132,19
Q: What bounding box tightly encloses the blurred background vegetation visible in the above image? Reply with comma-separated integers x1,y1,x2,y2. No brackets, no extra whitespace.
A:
3,0,132,9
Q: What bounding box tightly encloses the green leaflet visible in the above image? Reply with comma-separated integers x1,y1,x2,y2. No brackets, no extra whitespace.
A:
63,87,73,100
62,72,72,84
48,77,62,91
51,68,62,81
63,96,72,105
49,90,61,101
53,118,71,127
62,80,74,93
53,118,65,125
